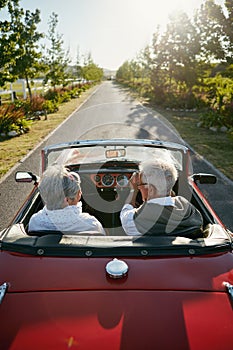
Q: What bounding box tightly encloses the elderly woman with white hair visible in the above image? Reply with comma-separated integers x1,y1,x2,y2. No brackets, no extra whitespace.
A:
28,164,105,235
120,159,203,237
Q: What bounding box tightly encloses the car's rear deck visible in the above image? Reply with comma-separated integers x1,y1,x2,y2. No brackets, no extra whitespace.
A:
1,222,232,257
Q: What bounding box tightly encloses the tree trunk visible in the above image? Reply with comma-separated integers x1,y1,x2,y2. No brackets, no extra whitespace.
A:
25,74,32,102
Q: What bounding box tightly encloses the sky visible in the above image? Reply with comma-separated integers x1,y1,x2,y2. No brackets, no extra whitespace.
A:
5,0,225,70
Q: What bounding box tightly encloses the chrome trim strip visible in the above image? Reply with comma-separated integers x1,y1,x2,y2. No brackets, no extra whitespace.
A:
223,281,233,300
0,282,8,304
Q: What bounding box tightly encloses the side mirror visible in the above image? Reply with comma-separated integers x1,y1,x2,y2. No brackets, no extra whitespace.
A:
15,171,39,184
190,173,217,185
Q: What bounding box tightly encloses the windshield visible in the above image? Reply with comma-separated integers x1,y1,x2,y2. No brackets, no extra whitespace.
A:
46,144,183,171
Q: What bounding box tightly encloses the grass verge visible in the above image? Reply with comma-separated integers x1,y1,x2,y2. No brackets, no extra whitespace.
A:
153,106,233,181
0,86,96,179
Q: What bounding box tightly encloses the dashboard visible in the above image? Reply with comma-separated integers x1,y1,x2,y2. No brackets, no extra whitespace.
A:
90,173,132,188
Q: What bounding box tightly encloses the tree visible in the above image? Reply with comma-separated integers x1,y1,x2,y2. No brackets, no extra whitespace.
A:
81,53,103,82
12,8,44,100
194,0,226,63
76,46,82,79
214,0,233,63
160,11,200,90
0,0,23,86
116,0,233,110
116,61,133,82
0,0,44,97
140,11,201,106
44,12,70,88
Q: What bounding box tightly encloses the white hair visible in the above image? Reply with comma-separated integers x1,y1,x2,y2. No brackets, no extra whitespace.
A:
39,164,81,210
140,159,178,196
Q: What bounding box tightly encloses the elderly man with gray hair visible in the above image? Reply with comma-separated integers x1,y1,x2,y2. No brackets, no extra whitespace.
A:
120,158,203,237
28,164,105,235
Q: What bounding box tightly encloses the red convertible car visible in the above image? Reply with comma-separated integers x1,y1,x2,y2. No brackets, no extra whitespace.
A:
0,139,232,350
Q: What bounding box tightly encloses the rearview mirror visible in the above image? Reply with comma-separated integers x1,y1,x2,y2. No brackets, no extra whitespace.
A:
105,149,126,158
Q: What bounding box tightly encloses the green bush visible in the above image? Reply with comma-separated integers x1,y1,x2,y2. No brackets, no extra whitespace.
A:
199,103,233,129
14,96,46,115
44,89,60,102
42,99,59,113
13,99,31,115
199,109,224,128
221,102,233,128
0,104,31,135
66,87,80,98
44,87,73,103
59,91,71,103
0,82,92,136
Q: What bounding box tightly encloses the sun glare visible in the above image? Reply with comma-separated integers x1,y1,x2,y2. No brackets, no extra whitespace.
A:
126,0,204,37
149,0,203,24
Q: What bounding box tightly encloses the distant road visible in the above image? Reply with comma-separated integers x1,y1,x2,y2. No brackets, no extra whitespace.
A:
0,81,232,231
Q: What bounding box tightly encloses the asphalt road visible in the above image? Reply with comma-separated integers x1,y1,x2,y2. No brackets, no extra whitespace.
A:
0,81,232,231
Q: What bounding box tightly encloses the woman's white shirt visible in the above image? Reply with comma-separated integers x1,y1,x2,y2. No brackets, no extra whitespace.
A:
28,202,105,234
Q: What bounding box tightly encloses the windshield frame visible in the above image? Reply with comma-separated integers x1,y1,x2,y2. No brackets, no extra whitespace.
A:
42,139,188,173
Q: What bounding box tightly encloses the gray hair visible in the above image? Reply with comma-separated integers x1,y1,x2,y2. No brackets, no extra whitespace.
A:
140,159,178,196
39,164,81,210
